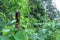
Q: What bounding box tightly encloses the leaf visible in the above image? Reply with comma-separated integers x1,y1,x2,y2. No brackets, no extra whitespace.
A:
14,29,27,40
0,36,10,40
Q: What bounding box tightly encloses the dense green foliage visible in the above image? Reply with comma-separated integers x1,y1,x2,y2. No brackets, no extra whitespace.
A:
0,0,60,40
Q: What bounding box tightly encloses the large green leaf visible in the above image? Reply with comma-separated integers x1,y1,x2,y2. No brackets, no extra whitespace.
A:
14,29,27,40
